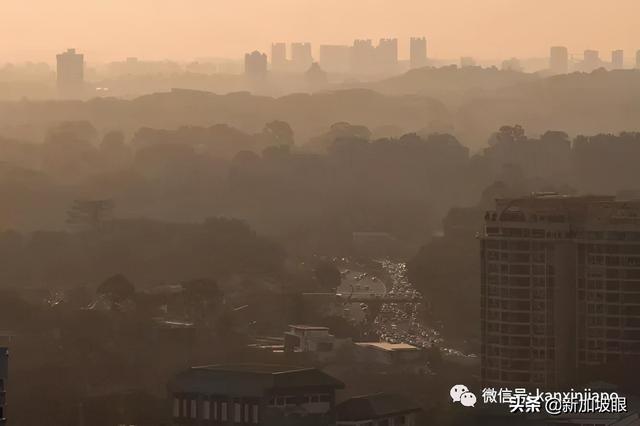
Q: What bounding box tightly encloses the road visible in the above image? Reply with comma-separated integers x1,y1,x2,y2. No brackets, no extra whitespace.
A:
340,259,474,361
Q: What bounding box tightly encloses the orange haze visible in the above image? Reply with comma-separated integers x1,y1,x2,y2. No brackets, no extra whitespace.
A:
1,0,638,63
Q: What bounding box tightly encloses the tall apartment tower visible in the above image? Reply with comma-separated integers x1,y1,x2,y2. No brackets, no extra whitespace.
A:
56,48,84,99
244,51,268,78
271,43,287,71
481,194,640,389
291,42,313,72
350,39,375,74
0,347,7,426
611,50,624,69
410,37,428,69
549,46,569,74
583,49,600,72
375,38,398,73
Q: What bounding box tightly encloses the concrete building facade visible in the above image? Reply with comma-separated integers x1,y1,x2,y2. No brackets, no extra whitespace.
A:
583,49,601,72
481,194,640,389
244,51,268,78
291,43,313,72
350,39,375,74
271,43,287,71
409,37,428,69
0,347,7,426
169,364,344,426
335,393,421,426
612,50,624,69
549,46,569,74
375,38,398,73
56,48,84,98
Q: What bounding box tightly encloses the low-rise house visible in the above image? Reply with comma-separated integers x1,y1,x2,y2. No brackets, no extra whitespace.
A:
354,343,423,365
335,393,421,426
285,325,335,353
284,325,353,361
168,363,344,426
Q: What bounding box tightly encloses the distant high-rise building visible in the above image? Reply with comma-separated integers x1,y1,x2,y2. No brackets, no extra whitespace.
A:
611,50,624,69
56,48,84,98
291,42,313,72
271,43,287,71
501,57,523,72
460,56,476,68
549,46,569,74
350,39,375,74
375,38,398,73
637,50,640,69
244,51,268,78
583,49,600,72
0,347,7,426
410,37,428,69
319,45,351,73
481,194,640,388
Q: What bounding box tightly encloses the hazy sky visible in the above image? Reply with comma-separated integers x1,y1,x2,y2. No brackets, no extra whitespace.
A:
2,0,639,63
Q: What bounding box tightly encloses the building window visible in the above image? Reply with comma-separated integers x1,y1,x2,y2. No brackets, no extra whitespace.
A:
396,415,407,425
203,400,210,420
190,399,197,419
182,399,187,418
172,398,180,417
252,404,259,424
244,403,250,423
234,402,242,423
285,396,297,405
221,402,228,421
378,419,390,426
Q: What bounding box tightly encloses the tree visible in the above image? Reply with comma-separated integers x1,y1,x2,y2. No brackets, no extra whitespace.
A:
48,121,98,143
262,120,294,146
426,344,444,370
181,278,223,324
314,261,341,290
308,122,372,152
97,274,135,306
488,125,526,146
100,130,130,168
67,199,115,231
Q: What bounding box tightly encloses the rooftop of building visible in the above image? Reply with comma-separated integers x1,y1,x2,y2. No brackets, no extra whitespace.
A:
169,363,345,396
335,393,421,421
486,193,640,228
355,342,420,352
352,231,393,236
192,363,310,374
496,193,615,206
288,325,330,331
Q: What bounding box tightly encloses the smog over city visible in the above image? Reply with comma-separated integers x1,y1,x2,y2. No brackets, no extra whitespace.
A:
1,1,640,425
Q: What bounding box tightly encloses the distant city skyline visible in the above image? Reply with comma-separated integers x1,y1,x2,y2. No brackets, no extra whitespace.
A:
1,0,639,63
